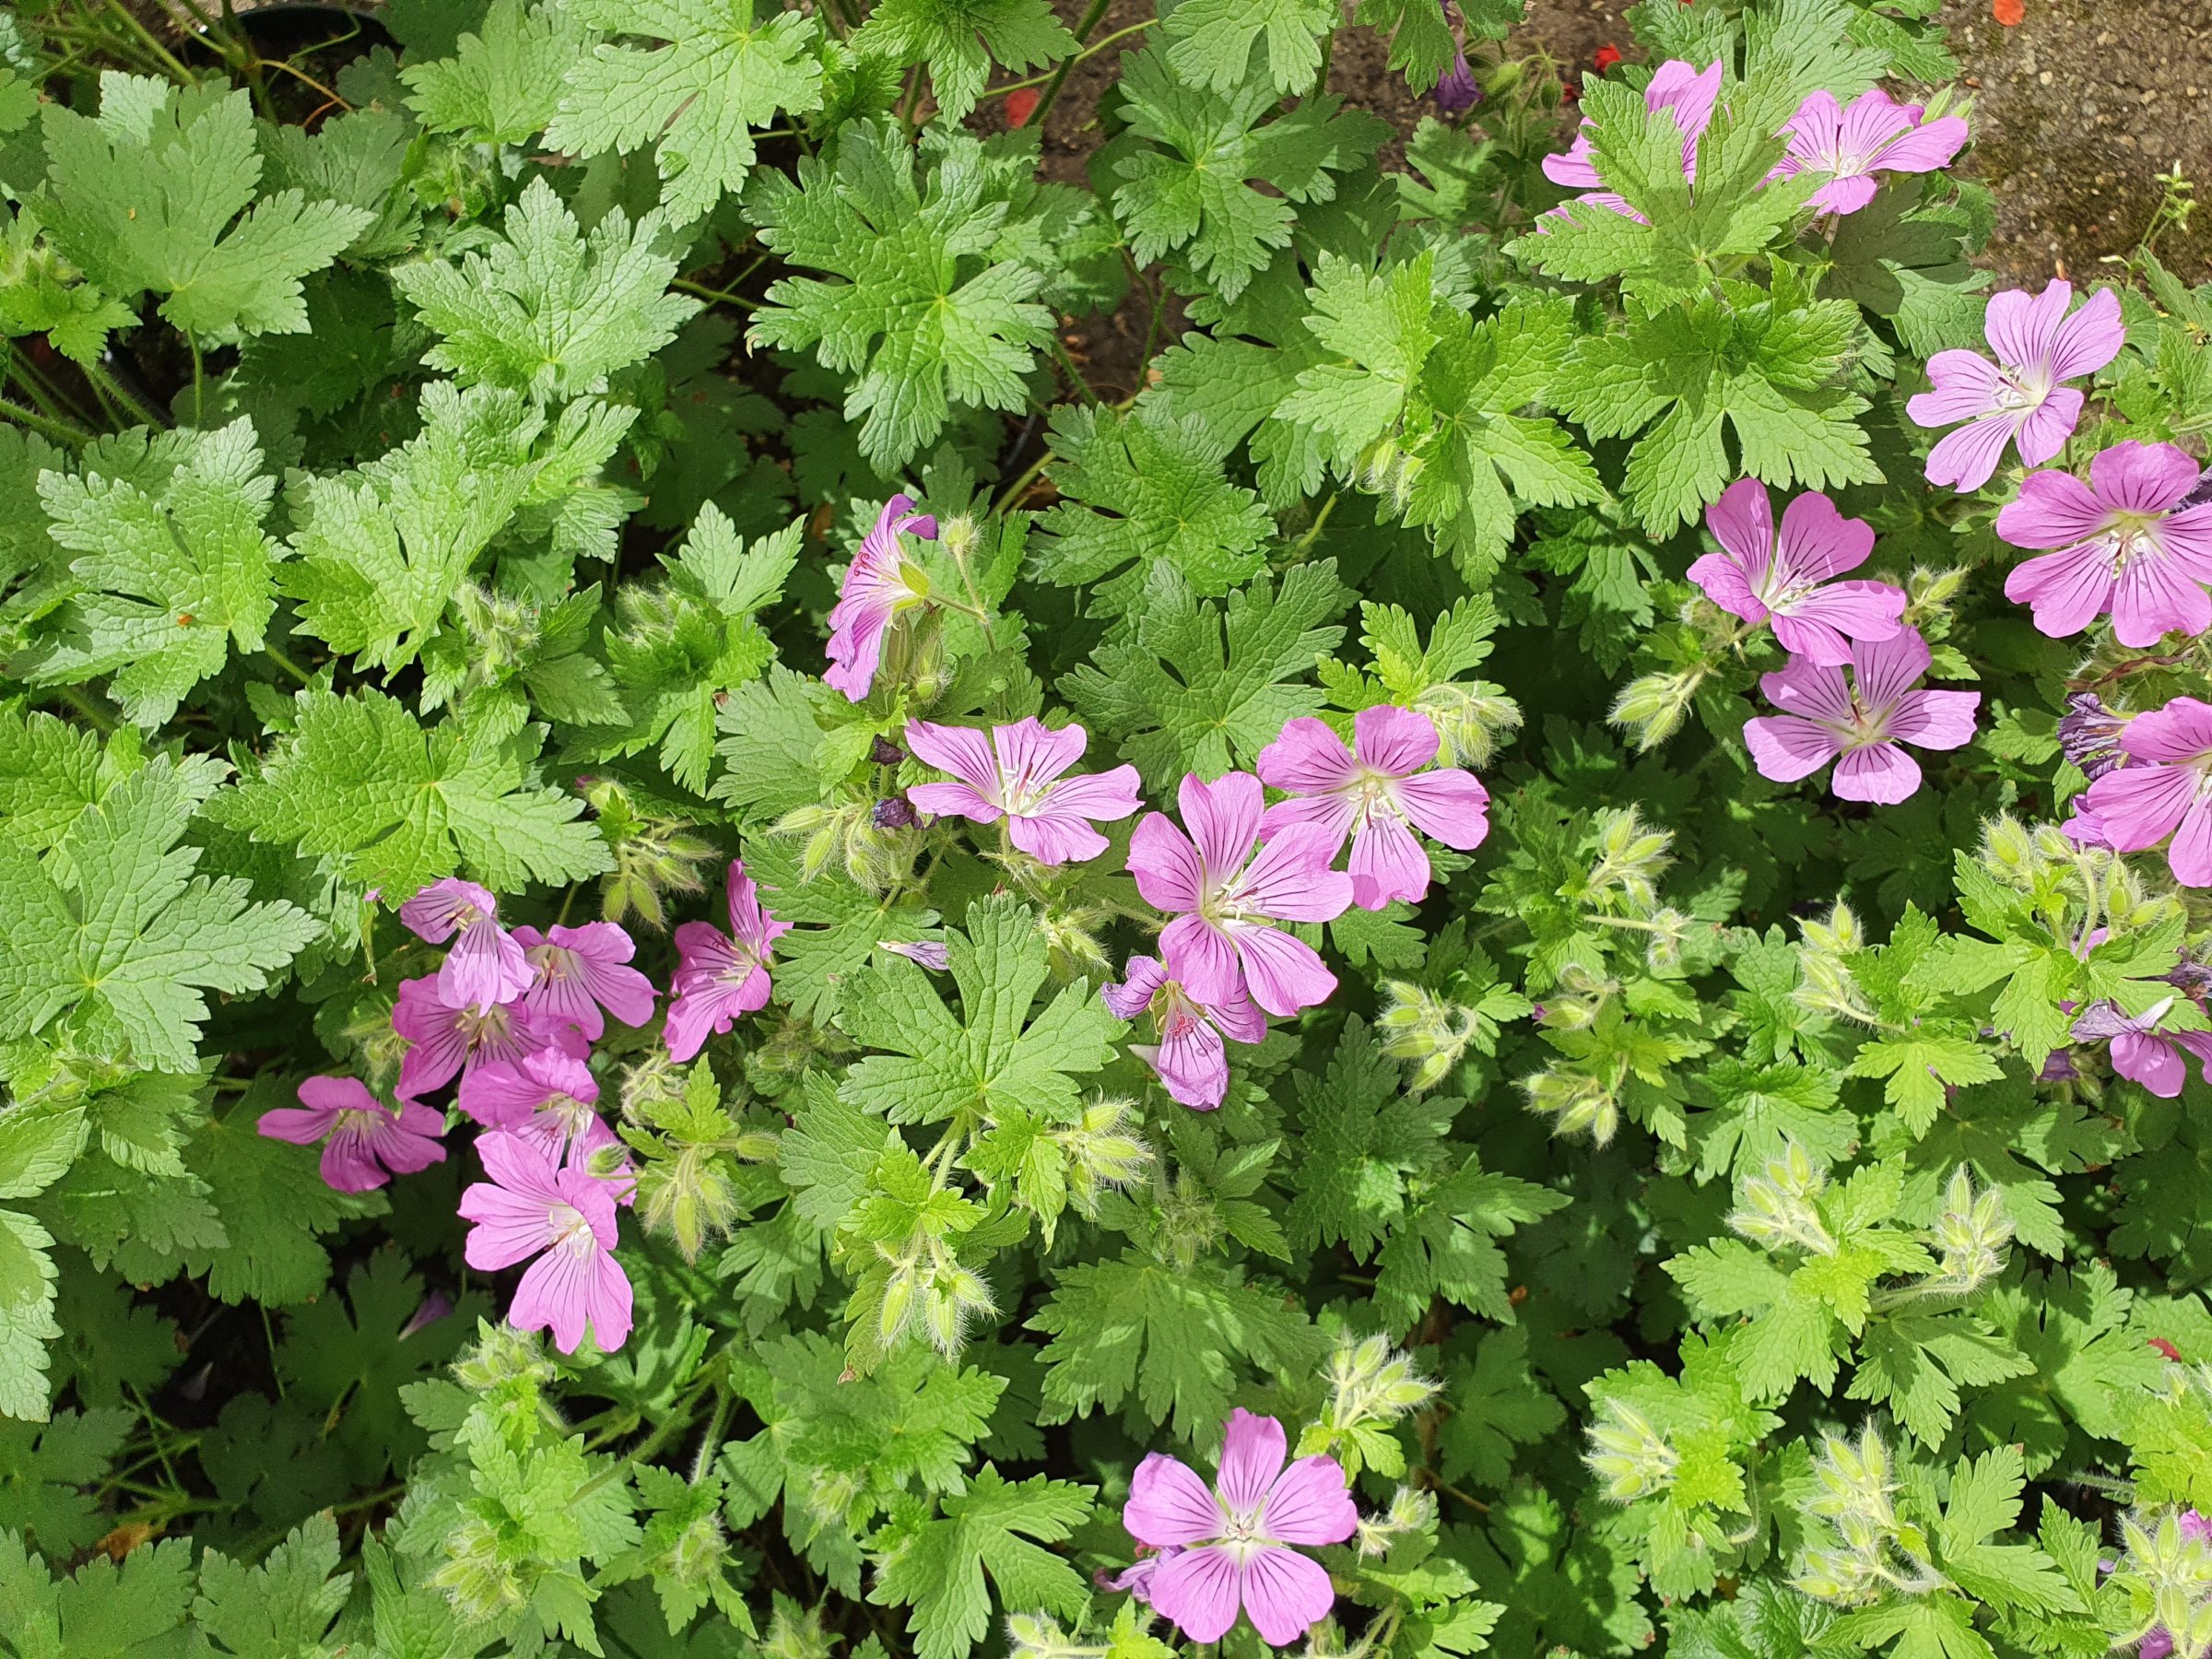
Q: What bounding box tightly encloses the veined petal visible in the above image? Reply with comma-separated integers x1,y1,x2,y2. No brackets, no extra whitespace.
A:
1261,1454,1358,1546
1851,627,1934,714
2084,763,2199,850
1006,809,1111,866
1237,825,1356,923
1998,469,2110,548
1040,764,1143,827
1162,913,1244,1008
2044,286,2125,381
993,717,1088,792
1347,815,1433,910
1216,1408,1288,1515
1985,280,2073,372
1239,1548,1337,1647
1886,690,1980,752
1832,741,1924,804
2090,440,2202,514
1129,813,1207,912
1705,478,1777,582
1180,771,1264,880
1776,489,1874,583
1126,1453,1225,1547
1150,1547,1243,1644
1924,412,2024,493
903,719,1002,797
2014,387,2085,467
1745,714,1841,782
1350,705,1440,778
908,780,1005,825
1393,767,1490,849
1230,922,1337,1018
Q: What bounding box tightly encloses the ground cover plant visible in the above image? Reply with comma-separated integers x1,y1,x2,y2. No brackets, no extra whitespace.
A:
1,0,2211,1653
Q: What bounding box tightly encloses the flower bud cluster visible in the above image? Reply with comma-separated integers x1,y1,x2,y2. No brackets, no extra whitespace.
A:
1727,1142,1836,1256
1583,1401,1678,1502
2105,1508,2212,1659
1793,1426,1942,1604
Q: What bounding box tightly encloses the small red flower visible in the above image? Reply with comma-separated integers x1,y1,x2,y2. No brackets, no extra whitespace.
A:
1560,80,1581,102
2152,1336,2184,1361
1006,87,1041,127
1992,0,2024,21
1593,43,1622,74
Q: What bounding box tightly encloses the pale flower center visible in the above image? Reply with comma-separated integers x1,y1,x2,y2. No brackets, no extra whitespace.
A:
2102,510,2165,574
456,1005,512,1048
334,1108,382,1139
1343,769,1406,831
1215,1502,1275,1560
530,943,575,983
1991,370,2048,415
548,1201,595,1255
717,942,763,986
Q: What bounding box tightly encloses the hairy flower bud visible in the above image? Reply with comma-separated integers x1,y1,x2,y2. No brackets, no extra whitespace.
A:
1729,1143,1836,1255
2057,691,2129,781
1415,680,1523,769
1609,669,1700,752
1523,1065,1619,1146
1584,1401,1678,1501
1927,1166,2012,1290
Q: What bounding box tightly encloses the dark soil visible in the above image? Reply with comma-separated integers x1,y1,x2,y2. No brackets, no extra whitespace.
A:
1936,0,2212,285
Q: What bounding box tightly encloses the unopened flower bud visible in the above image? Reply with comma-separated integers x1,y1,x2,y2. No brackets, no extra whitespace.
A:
1609,669,1700,752
1523,1065,1619,1145
1928,1166,2012,1289
871,735,906,767
1584,1402,1677,1501
874,796,917,830
2058,691,2129,781
1415,680,1523,769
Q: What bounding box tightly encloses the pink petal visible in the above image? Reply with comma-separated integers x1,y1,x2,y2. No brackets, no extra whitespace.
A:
1908,351,2004,426
1347,816,1433,910
1129,814,1206,913
363,1107,447,1175
2044,286,2125,382
1260,1454,1358,1546
1041,764,1143,826
257,1105,339,1146
1809,174,1882,216
1687,551,1765,623
1832,742,1924,804
2112,1030,2187,1099
2172,797,2212,888
1007,810,1110,865
1744,714,1841,783
1875,113,1968,176
2090,440,2202,515
1150,1547,1243,1644
1758,656,1854,725
1161,914,1243,1008
397,877,497,944
320,1131,390,1193
905,719,1002,798
439,914,533,1016
2120,698,2212,765
2005,543,2114,639
1240,1547,1336,1646
1102,955,1168,1020
993,718,1088,792
1997,469,2110,548
2084,763,2199,851
1924,413,2024,493
1230,922,1337,1018
1237,824,1355,923
1126,1453,1224,1547
2112,552,2212,649
2014,388,2085,467
298,1074,378,1115
1148,1007,1230,1110
1350,705,1440,779
1773,582,1907,665
1217,1409,1288,1514
460,1184,557,1268
558,924,658,1030
1391,768,1490,849
1259,792,1359,854
909,780,1005,825
1885,689,1980,751
1776,490,1874,582
1985,281,2072,372
1705,477,1777,581
1180,771,1264,882
1851,627,1935,712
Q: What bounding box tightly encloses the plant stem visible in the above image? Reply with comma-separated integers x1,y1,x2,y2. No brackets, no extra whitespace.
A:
993,446,1055,514
84,358,171,428
105,0,198,83
0,396,90,447
1016,0,1135,128
187,335,206,427
264,643,311,684
673,274,759,313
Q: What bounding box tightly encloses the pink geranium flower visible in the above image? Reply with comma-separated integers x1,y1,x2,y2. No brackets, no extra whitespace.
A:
1998,441,2212,647
904,717,1143,865
1688,480,1907,667
1103,954,1266,1110
459,1130,632,1354
1256,707,1491,911
397,877,533,1015
393,975,572,1101
2080,696,2212,887
1906,281,2125,492
1119,1408,1358,1645
665,860,791,1062
1777,88,1968,216
510,922,656,1043
879,938,951,971
257,1076,446,1194
826,494,938,702
458,1045,618,1165
2070,999,2212,1099
1541,59,1723,219
1742,629,1980,804
1127,773,1354,1018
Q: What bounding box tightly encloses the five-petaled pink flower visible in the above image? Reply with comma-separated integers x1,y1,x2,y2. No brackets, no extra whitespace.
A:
1998,441,2212,647
1119,1408,1358,1645
1743,629,1980,804
258,1076,446,1194
1256,707,1491,911
826,495,938,702
1906,281,2125,493
510,922,658,1042
2080,696,2212,888
1777,88,1968,216
1541,59,1723,220
458,1045,618,1165
904,717,1143,865
1688,480,1907,667
398,877,532,1015
2070,999,2212,1100
459,1131,632,1354
393,974,573,1102
665,860,792,1062
1127,772,1354,1018
1102,954,1266,1111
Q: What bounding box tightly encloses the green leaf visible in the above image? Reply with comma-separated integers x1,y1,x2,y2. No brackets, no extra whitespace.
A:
190,1512,350,1659
1030,405,1275,615
1030,1250,1324,1439
1283,1015,1460,1255
0,1529,195,1656
0,758,320,1074
841,893,1122,1128
867,1468,1093,1659
36,76,371,340
214,686,611,898
402,0,588,145
1059,559,1348,790
747,121,1061,471
394,177,701,400
548,0,825,222
853,0,1073,122
178,1090,383,1305
28,418,279,729
0,1407,128,1549
0,1216,61,1424
1163,0,1339,96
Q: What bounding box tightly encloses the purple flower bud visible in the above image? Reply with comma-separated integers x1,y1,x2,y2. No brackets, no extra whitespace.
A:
400,1288,456,1339
2056,692,2129,781
873,796,917,830
871,735,905,767
2038,1047,2079,1082
2182,464,2212,512
1435,53,1481,113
